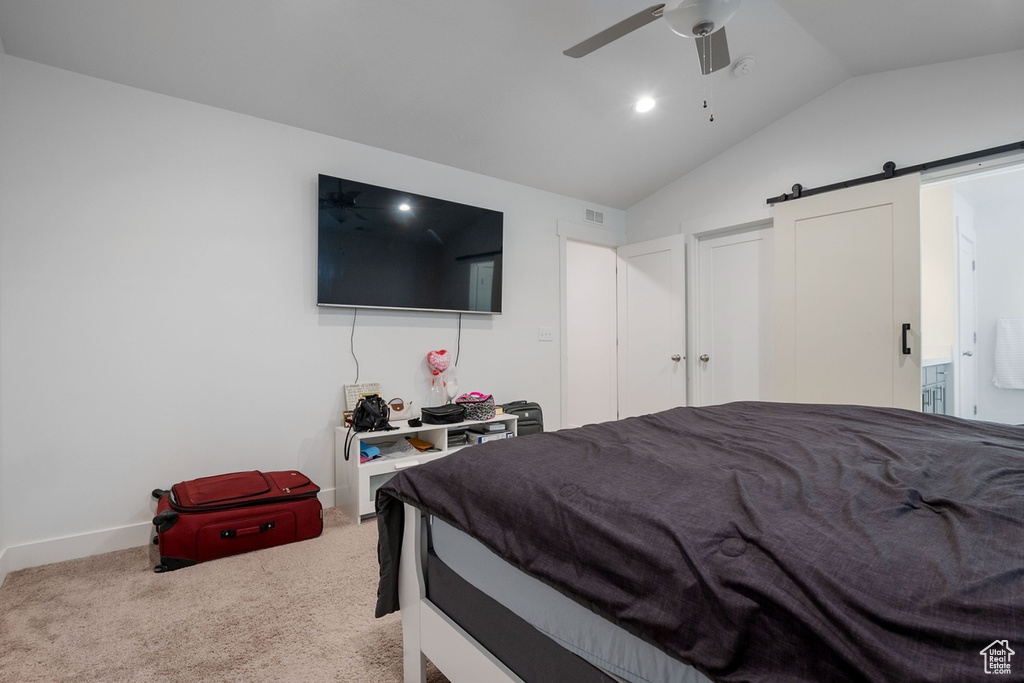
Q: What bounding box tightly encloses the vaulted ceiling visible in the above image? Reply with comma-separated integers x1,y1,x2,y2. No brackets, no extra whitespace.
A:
2,1,1024,209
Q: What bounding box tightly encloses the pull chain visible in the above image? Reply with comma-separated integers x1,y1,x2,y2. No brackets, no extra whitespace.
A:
702,33,714,122
702,33,708,112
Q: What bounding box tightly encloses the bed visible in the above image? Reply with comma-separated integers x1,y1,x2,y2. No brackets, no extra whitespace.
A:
375,401,1024,682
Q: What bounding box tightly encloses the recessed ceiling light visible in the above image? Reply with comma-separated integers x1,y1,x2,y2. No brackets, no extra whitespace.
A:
634,96,656,113
398,202,411,211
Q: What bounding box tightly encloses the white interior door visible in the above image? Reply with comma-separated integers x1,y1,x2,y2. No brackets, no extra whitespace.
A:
565,240,618,427
773,173,922,409
617,235,686,418
955,222,978,418
696,226,773,405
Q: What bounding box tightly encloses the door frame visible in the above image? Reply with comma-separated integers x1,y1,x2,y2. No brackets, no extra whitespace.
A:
953,218,978,418
558,221,626,429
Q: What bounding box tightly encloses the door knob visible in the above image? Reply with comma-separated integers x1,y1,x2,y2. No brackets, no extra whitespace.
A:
671,354,682,362
699,354,710,362
963,351,974,357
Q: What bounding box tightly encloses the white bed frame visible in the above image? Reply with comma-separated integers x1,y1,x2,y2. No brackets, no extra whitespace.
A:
398,502,524,683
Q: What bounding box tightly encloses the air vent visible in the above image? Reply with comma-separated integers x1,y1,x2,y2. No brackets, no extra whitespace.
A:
585,208,605,225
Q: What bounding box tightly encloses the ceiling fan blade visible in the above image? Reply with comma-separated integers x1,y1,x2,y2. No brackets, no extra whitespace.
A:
694,27,731,75
563,4,666,58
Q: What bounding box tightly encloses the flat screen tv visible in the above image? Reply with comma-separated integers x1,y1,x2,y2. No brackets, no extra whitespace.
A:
317,174,503,314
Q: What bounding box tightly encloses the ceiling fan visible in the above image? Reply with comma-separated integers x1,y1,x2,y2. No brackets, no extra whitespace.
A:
563,0,741,75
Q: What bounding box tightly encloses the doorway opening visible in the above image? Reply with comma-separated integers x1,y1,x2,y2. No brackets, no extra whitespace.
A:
560,222,685,428
920,160,1024,423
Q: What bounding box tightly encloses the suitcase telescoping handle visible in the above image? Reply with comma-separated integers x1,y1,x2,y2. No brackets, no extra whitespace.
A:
152,487,179,506
220,521,275,539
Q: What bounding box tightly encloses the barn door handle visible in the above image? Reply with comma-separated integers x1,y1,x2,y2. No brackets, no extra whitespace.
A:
901,323,911,355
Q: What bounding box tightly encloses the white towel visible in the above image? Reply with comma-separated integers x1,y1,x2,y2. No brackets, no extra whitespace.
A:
993,318,1024,390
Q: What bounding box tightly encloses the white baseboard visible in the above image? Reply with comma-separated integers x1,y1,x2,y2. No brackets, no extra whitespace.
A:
0,545,10,587
0,486,337,584
3,521,154,578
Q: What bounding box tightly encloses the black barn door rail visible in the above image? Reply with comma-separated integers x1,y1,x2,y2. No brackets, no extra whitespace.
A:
766,140,1024,205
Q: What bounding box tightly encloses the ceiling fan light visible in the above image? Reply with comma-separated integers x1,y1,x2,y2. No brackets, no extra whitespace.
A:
662,0,741,38
635,96,656,113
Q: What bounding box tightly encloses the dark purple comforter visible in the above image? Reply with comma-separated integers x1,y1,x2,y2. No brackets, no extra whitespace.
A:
375,402,1024,682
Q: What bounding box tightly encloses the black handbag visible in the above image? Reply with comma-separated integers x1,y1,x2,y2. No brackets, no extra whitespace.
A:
352,394,393,432
344,394,395,460
421,404,466,425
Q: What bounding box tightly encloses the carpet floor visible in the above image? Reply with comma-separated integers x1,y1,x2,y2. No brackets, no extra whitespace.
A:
0,507,448,682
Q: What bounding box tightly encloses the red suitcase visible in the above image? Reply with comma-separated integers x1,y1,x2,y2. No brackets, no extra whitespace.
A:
152,470,323,572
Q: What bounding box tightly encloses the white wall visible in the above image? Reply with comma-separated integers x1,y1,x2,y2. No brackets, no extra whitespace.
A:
0,55,624,575
975,194,1024,424
0,38,8,584
627,50,1024,242
920,184,956,361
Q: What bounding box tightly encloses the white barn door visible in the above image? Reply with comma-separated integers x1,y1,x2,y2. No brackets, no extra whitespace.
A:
772,174,921,410
617,235,686,418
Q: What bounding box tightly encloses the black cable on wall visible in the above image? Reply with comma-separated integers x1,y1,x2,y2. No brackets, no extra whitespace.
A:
350,308,360,384
455,313,463,367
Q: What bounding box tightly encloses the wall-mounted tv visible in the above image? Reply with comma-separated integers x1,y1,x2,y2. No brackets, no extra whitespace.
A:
317,174,503,314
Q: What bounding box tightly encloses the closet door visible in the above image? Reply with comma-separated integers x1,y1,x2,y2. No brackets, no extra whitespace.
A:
696,226,773,405
617,235,686,417
772,173,921,410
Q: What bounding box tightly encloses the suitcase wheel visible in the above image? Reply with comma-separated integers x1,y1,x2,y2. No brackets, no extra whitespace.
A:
152,509,179,533
152,488,169,500
153,556,196,573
